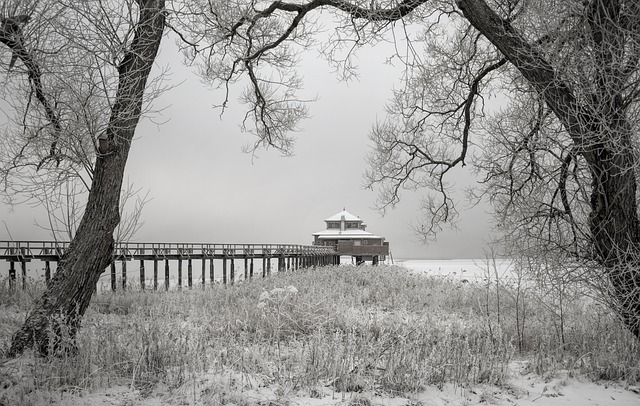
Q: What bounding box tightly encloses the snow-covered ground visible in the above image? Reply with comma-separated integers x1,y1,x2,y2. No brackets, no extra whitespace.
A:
12,361,637,406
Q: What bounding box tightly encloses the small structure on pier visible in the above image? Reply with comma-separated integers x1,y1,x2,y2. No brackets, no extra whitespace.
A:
312,209,389,264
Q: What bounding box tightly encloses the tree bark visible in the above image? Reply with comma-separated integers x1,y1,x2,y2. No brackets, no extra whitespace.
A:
7,0,166,358
588,128,640,338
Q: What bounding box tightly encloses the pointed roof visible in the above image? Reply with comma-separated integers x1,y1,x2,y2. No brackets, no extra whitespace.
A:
324,209,361,222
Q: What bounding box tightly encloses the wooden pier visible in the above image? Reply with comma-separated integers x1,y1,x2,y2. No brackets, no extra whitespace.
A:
0,241,338,291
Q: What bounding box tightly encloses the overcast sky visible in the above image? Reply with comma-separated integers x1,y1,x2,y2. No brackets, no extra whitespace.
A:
1,36,495,260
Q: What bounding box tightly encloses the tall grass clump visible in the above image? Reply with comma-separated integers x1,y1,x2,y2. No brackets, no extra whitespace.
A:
1,263,639,405
472,255,640,382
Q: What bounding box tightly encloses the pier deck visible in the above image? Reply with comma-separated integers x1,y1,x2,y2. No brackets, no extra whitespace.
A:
0,241,338,291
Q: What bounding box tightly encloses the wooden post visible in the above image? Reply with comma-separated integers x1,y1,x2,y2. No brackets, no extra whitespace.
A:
8,261,15,290
45,261,51,285
267,257,271,275
262,257,266,278
250,258,254,278
153,260,158,291
209,258,214,284
201,259,206,288
244,258,248,280
178,260,183,289
110,262,116,292
230,258,235,285
223,258,227,284
121,260,127,291
188,258,193,288
165,259,170,291
287,256,291,271
21,261,27,290
140,260,145,290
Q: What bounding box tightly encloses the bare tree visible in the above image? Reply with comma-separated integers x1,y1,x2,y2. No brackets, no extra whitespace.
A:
1,0,166,357
182,0,640,339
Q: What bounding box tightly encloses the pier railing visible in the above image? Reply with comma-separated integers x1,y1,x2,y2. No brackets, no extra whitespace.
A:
0,240,338,291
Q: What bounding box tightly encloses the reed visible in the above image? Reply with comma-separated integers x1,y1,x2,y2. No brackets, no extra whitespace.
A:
1,264,638,405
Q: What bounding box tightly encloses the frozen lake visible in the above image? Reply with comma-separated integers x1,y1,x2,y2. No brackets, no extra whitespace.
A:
394,258,514,282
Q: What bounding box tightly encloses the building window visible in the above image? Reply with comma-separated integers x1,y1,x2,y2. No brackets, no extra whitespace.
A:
328,222,340,229
363,240,368,245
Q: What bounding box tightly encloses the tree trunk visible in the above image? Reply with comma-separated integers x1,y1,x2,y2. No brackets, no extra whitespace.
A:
457,0,640,339
7,0,166,358
588,134,640,338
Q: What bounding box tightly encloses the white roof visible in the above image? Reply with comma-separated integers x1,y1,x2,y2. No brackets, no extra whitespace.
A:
324,209,361,222
312,229,384,239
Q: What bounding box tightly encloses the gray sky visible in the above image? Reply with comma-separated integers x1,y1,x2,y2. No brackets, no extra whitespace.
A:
1,39,494,260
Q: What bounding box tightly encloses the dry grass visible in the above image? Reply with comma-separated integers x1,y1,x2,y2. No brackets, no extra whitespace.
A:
0,264,639,405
